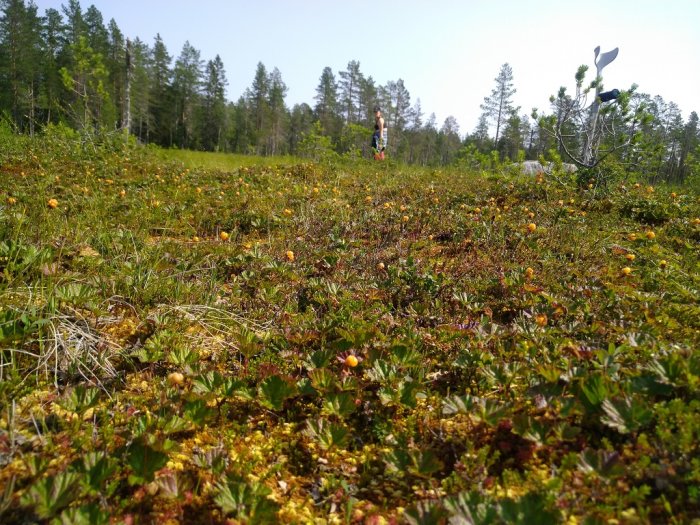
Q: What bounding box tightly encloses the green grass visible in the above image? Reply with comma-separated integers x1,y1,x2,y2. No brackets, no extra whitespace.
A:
159,148,298,171
1,132,700,524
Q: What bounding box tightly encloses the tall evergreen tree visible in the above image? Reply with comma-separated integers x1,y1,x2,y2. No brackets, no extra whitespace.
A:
679,111,699,182
128,37,151,141
480,62,516,148
229,95,252,153
437,115,461,164
314,66,339,137
149,34,172,145
384,78,411,156
338,60,362,124
499,110,529,161
357,75,376,124
40,7,65,125
267,66,287,155
171,40,202,148
59,35,111,130
0,0,43,132
408,98,423,130
106,18,124,128
247,62,269,153
288,102,314,154
84,5,108,57
472,114,491,152
199,54,227,151
61,0,85,47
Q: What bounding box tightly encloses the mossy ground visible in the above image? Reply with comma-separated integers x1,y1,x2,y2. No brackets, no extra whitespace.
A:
1,133,699,523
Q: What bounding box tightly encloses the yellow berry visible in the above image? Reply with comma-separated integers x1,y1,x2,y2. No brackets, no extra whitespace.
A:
168,372,185,386
625,253,635,261
47,198,59,209
345,355,358,367
527,223,537,232
219,231,229,241
621,267,632,276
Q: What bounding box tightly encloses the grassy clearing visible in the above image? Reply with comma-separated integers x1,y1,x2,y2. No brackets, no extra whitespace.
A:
159,148,298,171
1,132,700,524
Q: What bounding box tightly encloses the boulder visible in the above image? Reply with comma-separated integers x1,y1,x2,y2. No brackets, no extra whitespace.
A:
519,160,578,175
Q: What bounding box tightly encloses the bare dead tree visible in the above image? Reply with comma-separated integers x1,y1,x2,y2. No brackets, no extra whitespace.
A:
534,48,649,172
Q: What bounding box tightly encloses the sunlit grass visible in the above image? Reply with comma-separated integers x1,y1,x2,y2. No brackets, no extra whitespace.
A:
158,148,298,170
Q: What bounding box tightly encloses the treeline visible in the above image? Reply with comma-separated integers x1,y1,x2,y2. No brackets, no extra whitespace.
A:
1,0,698,179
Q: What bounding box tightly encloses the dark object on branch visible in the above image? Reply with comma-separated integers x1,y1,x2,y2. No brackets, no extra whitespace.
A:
599,89,620,102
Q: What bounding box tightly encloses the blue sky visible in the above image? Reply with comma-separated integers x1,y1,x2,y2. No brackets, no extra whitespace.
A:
33,0,700,136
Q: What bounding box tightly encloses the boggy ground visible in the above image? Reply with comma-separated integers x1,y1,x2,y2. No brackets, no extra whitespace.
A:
1,132,700,523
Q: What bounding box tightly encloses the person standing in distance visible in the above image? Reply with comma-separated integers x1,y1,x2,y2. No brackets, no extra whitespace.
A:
372,106,387,160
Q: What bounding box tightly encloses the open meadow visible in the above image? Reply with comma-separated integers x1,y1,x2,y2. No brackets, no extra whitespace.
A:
1,131,700,524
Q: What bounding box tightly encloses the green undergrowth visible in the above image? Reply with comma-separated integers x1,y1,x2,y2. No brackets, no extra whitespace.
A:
1,131,700,524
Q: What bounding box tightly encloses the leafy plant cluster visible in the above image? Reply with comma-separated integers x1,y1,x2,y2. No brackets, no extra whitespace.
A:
1,131,699,523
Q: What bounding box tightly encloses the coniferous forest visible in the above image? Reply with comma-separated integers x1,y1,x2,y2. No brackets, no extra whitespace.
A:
1,0,699,179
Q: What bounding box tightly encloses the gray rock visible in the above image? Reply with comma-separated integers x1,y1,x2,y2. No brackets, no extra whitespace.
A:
518,160,578,175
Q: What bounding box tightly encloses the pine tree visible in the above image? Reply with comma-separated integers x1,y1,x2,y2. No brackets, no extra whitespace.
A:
314,66,339,138
288,102,314,154
437,116,461,164
171,40,202,148
357,75,376,125
408,98,423,130
480,63,516,148
149,34,172,145
472,114,491,152
39,8,64,125
500,110,529,161
106,18,125,128
267,66,287,155
679,111,699,182
84,5,108,57
199,54,227,151
384,78,411,156
0,0,43,132
61,0,85,47
229,95,252,153
338,60,363,124
129,37,152,141
59,35,111,130
249,62,269,152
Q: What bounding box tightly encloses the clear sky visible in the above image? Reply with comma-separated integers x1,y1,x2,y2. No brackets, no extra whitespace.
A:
32,0,700,136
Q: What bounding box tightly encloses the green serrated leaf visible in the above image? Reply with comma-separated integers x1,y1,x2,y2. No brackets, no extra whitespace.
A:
126,442,169,485
321,392,356,418
21,470,81,519
258,375,298,411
